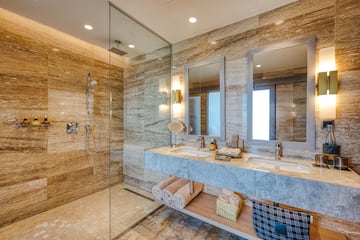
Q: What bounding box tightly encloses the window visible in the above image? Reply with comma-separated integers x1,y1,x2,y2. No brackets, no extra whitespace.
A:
207,91,220,136
252,86,276,140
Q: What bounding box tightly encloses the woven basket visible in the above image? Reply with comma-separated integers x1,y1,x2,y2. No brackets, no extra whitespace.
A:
216,198,241,221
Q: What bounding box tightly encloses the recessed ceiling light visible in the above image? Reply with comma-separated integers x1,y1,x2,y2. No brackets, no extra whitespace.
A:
128,44,135,49
256,64,262,68
189,17,197,23
52,48,60,52
84,24,93,30
210,41,217,45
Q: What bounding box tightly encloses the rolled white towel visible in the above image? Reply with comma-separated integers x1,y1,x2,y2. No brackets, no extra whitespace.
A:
162,178,189,206
151,176,179,201
218,193,230,203
229,193,241,206
173,182,204,209
218,147,241,157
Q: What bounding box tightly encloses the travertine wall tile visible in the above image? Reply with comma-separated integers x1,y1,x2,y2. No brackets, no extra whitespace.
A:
0,153,46,188
0,178,47,217
123,47,171,189
0,8,124,227
335,0,360,72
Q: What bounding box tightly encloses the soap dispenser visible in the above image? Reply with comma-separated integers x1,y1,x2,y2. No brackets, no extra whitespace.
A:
209,138,217,151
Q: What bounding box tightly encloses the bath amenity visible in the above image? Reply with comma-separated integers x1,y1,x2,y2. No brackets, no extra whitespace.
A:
173,181,204,209
162,178,190,205
218,147,241,157
151,176,179,201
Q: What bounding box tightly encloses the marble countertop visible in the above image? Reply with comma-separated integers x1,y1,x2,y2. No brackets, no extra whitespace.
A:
145,146,360,223
148,146,360,189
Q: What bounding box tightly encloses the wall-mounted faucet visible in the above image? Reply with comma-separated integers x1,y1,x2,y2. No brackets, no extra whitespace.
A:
274,142,282,160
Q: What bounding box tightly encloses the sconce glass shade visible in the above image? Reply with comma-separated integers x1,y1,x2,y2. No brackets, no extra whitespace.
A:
318,94,336,119
171,89,181,104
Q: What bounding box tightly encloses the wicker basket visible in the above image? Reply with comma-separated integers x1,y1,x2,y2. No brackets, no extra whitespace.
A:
216,198,241,222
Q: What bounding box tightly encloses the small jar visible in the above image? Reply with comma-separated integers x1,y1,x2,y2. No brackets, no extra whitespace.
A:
21,117,30,127
32,116,40,125
209,138,217,151
41,115,50,125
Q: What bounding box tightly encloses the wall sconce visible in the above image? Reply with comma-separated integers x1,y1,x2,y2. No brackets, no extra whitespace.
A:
171,89,181,104
171,75,184,119
318,47,338,120
171,75,182,104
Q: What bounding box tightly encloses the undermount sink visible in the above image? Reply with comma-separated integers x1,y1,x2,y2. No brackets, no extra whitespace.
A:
247,157,312,174
172,147,212,158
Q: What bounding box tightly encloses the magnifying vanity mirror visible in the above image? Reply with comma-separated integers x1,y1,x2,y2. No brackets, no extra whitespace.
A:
247,37,316,149
185,57,225,140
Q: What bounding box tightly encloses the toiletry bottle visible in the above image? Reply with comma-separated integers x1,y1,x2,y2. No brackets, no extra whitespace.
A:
41,115,50,125
209,138,217,151
32,116,40,125
21,117,30,127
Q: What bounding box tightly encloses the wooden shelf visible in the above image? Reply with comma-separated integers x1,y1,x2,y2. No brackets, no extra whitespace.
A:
159,192,346,240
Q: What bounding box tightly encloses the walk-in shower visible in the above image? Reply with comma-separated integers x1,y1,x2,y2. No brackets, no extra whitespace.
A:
0,2,171,239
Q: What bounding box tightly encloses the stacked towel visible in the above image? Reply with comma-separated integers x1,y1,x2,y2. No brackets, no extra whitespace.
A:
151,176,179,201
162,178,190,206
229,194,241,206
218,193,230,203
218,147,241,158
222,189,234,196
218,189,242,207
173,182,204,209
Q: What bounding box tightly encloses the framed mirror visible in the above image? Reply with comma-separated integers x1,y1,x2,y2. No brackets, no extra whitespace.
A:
247,37,316,149
185,57,225,140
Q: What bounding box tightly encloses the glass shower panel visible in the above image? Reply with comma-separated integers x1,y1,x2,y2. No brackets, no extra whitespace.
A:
0,2,112,239
109,4,171,239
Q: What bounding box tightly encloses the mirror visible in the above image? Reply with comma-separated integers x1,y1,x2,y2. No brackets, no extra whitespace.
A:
185,57,225,140
247,37,316,149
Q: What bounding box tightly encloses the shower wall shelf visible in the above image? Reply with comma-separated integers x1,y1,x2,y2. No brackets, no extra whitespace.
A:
15,123,51,128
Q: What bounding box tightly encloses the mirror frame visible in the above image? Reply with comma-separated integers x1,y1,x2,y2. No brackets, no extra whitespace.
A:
247,37,316,150
184,56,225,140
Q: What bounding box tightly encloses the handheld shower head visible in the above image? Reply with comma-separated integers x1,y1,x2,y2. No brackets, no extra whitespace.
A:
87,72,98,86
90,80,97,86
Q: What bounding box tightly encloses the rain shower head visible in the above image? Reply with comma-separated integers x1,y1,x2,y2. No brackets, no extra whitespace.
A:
109,40,128,56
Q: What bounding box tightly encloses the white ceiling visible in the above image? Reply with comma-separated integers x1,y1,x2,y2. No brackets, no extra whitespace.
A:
0,0,297,58
112,0,297,44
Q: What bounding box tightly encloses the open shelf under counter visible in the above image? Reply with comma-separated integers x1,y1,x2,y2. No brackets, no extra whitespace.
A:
158,192,346,240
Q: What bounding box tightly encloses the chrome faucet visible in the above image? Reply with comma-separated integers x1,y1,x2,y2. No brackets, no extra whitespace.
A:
274,142,282,160
198,136,205,149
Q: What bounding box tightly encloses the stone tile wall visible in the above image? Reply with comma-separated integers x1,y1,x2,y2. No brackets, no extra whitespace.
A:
123,47,172,191
0,8,125,227
172,0,360,163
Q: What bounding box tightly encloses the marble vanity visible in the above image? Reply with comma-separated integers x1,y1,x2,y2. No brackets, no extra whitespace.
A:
145,146,360,224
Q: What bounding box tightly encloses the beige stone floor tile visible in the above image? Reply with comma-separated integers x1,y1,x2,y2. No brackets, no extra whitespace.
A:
0,183,160,240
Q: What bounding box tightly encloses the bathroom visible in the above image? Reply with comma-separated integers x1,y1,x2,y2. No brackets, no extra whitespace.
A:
0,0,359,239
